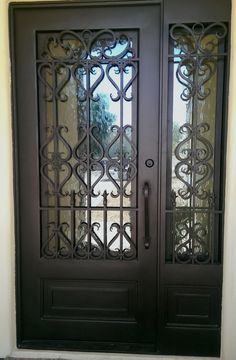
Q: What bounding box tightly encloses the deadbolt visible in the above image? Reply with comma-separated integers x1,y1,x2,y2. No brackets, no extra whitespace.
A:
145,159,154,168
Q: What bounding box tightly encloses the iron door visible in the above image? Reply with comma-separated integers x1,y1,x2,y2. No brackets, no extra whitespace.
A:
11,3,160,353
11,0,230,356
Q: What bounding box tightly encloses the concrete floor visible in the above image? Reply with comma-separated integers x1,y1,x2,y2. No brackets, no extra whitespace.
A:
7,351,219,360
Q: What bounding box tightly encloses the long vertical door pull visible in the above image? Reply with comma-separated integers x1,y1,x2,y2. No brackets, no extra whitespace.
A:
143,182,151,249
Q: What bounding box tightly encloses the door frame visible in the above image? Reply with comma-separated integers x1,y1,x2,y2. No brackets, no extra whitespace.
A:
9,0,231,356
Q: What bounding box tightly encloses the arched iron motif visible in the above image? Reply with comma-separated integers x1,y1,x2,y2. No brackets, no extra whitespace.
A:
37,29,138,260
169,22,227,101
167,23,227,264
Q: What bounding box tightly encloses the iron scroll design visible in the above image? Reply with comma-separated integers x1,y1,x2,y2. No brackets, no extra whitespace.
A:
40,124,137,200
38,29,138,260
38,29,138,104
167,23,227,264
169,22,227,101
41,29,137,61
174,122,213,201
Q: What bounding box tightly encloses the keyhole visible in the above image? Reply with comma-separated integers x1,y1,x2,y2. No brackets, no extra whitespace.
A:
145,159,154,168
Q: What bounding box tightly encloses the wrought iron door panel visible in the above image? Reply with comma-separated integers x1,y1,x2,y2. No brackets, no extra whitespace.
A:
37,29,138,260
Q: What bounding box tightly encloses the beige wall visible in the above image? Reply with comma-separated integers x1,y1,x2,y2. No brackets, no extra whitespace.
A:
0,0,15,356
0,0,236,359
221,0,236,359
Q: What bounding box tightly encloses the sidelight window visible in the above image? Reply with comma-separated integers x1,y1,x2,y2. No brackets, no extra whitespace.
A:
166,23,228,264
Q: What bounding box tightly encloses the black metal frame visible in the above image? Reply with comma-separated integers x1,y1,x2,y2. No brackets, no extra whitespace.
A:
9,0,231,356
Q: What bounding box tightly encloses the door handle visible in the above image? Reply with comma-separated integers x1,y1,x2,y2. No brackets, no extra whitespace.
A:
143,182,151,249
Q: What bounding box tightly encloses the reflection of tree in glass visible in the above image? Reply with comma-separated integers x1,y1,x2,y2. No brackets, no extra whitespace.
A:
90,93,132,161
172,121,183,151
90,93,116,158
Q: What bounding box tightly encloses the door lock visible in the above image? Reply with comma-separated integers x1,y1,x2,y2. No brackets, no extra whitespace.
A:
145,159,154,168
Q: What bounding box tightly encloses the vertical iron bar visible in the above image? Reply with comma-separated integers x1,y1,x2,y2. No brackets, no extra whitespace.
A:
86,64,91,258
70,190,76,257
53,62,60,257
103,190,108,259
120,65,124,259
172,201,176,264
191,52,199,264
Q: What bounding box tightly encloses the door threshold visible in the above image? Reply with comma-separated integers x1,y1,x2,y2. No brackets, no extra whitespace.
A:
8,350,219,360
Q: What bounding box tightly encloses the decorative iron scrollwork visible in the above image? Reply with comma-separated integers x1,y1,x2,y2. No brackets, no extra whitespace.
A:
37,28,138,260
38,29,138,103
38,63,71,102
170,22,227,101
167,22,227,264
42,222,72,259
174,122,213,200
40,126,73,196
174,215,210,264
40,123,137,198
42,29,136,61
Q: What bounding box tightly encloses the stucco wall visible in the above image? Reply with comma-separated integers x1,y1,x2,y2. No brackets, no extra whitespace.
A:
0,0,236,359
0,0,15,356
221,0,236,359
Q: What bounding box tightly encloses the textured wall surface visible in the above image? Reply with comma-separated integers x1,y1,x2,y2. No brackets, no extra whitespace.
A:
0,0,15,356
221,0,236,359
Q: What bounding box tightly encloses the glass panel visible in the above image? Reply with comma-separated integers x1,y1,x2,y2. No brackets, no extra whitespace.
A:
37,29,138,260
166,23,227,264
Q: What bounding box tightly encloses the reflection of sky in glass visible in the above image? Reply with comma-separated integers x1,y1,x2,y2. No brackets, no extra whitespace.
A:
173,62,188,127
90,38,130,58
171,49,192,206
